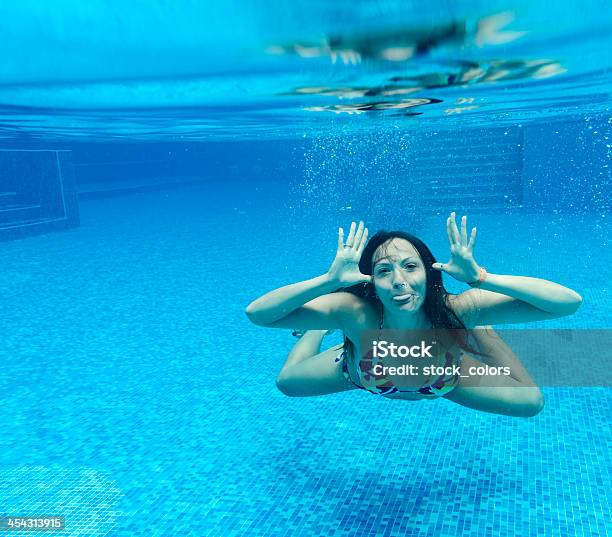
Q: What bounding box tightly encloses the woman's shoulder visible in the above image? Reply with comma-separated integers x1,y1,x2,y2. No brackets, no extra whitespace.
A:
332,292,380,329
333,291,377,311
446,289,483,328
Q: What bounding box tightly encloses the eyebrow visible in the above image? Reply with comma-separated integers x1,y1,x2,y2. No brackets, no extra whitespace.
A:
373,256,417,268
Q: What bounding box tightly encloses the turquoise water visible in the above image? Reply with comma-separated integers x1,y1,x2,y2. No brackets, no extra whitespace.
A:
0,185,610,535
0,1,611,139
0,1,611,536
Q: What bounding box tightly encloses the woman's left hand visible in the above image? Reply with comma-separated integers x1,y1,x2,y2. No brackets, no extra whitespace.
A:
432,212,482,283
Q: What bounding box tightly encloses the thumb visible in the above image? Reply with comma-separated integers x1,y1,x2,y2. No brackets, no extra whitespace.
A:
431,262,446,272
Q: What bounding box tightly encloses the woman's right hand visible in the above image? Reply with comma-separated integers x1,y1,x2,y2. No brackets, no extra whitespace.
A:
327,221,372,287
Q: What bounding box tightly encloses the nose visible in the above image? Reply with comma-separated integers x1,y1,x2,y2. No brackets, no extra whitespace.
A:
391,267,410,289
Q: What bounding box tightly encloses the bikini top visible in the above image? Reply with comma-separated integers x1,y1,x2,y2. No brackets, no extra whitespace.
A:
340,309,464,397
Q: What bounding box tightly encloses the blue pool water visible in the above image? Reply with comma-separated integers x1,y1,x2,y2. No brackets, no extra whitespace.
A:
0,2,611,536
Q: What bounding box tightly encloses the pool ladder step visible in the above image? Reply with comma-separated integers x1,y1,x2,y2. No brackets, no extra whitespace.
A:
0,200,43,226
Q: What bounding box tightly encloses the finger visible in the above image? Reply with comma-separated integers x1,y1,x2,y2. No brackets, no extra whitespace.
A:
353,220,365,248
460,215,468,246
468,227,477,251
337,227,344,253
446,217,454,247
450,212,461,244
346,221,356,247
356,227,368,256
432,262,446,271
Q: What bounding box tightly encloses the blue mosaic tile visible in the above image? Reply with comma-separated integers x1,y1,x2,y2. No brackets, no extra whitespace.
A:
0,189,609,536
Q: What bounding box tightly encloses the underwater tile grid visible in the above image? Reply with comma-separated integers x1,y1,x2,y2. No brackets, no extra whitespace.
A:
0,188,609,536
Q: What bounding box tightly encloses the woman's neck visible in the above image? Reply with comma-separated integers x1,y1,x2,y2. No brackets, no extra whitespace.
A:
382,308,431,330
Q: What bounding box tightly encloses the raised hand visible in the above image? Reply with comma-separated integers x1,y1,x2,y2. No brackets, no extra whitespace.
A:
432,212,482,283
327,221,372,287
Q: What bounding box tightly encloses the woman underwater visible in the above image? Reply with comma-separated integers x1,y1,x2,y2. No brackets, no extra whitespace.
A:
245,213,583,417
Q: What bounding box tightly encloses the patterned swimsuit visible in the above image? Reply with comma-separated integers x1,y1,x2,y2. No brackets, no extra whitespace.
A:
334,315,465,398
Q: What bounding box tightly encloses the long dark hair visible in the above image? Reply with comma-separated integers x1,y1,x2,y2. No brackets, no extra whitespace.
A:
342,229,484,358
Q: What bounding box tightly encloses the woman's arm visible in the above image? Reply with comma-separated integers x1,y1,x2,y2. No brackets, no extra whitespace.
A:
245,221,371,330
245,273,342,327
448,272,583,326
435,213,582,326
477,274,582,314
468,274,582,325
448,266,583,326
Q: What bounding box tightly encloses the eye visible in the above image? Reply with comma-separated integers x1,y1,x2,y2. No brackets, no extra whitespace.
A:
402,262,417,270
376,268,390,275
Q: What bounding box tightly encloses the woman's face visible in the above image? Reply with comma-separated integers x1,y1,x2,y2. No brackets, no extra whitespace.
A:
371,238,427,312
